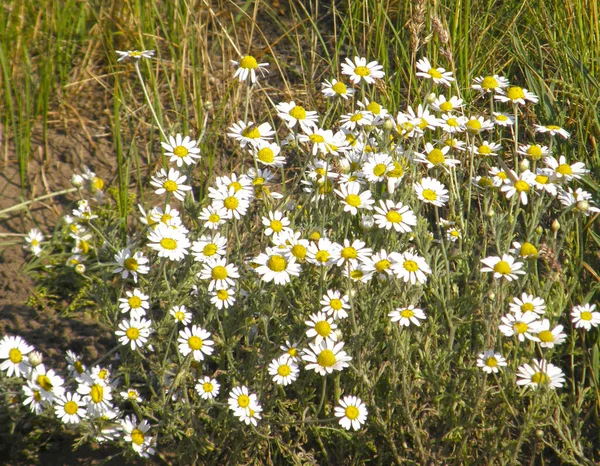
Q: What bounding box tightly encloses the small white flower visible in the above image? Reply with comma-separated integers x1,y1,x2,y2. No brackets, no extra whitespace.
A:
161,133,201,166
476,350,507,374
231,55,269,83
389,305,426,327
177,325,214,361
268,354,299,386
341,56,385,84
571,304,600,330
334,396,368,430
195,376,220,400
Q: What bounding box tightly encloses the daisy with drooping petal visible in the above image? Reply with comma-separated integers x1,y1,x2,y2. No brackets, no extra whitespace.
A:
302,340,352,376
510,241,539,260
321,79,355,99
269,354,299,386
516,359,565,390
115,318,152,351
228,386,259,414
341,56,385,84
262,210,293,240
66,350,87,382
195,376,220,400
170,305,192,325
306,238,342,268
532,319,566,348
500,170,536,205
320,290,350,319
495,86,538,105
543,155,588,182
161,134,201,167
509,293,546,315
416,57,454,86
431,95,463,113
113,249,150,283
571,303,600,331
464,115,494,134
476,350,507,374
24,228,44,256
335,181,374,216
471,75,509,93
210,187,251,220
0,335,34,378
373,200,417,233
440,114,467,133
199,205,228,230
280,340,301,361
54,392,86,424
228,120,275,148
499,311,540,342
250,140,286,168
231,55,269,84
147,224,190,261
77,378,113,417
336,239,372,269
492,112,514,127
199,257,240,291
191,233,227,263
415,143,460,170
119,289,150,319
335,396,368,431
121,388,143,403
149,168,192,201
253,248,301,285
389,305,426,327
535,124,570,139
276,101,319,132
306,312,338,345
339,110,373,131
116,50,155,61
209,287,236,310
480,254,526,281
558,187,600,216
391,250,432,285
414,177,449,207
22,382,48,414
178,325,214,361
122,415,156,458
361,153,393,183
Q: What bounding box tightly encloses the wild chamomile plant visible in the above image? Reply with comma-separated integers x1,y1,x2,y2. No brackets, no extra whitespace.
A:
4,47,600,465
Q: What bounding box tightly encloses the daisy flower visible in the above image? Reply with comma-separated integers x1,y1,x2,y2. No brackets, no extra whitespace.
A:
392,250,432,285
471,75,509,93
357,98,389,125
231,55,269,83
335,181,374,216
532,319,566,348
24,228,44,256
209,287,236,310
509,293,546,315
253,248,301,285
346,263,374,283
54,392,86,424
302,340,352,376
440,114,467,133
191,233,227,263
441,137,467,152
516,359,565,390
500,170,536,205
534,124,570,139
161,133,201,167
492,112,514,127
499,311,540,342
488,166,509,187
65,350,87,382
363,248,396,279
406,104,442,131
543,156,588,182
571,303,600,331
116,50,155,61
213,172,254,198
476,350,507,374
147,224,190,261
480,254,526,281
532,171,558,196
306,312,339,345
235,403,263,426
178,325,214,361
306,238,342,268
335,396,368,431
199,205,228,230
336,238,372,269
558,187,600,216
445,226,462,242
0,335,34,378
195,376,220,400
262,210,293,240
77,379,113,417
361,153,393,183
280,231,310,262
471,140,501,158
415,143,460,170
341,56,385,84
169,305,192,325
149,168,192,201
389,305,426,327
339,110,373,131
431,95,463,113
280,340,302,361
373,200,416,233
275,101,319,131
517,143,549,161
463,115,494,134
22,382,48,414
228,120,275,148
414,177,449,207
299,127,348,157
495,86,538,105
268,354,299,386
121,388,143,403
228,386,259,414
250,140,286,167
121,415,155,458
415,57,454,86
119,289,150,319
211,187,251,220
321,79,355,99
115,318,152,350
510,241,538,260
320,290,350,319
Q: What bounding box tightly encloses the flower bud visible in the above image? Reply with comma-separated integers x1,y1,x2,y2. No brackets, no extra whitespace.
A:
75,263,86,275
518,159,530,172
382,118,394,131
71,174,84,188
426,92,437,103
576,200,590,213
486,208,495,218
360,215,375,230
334,329,344,341
551,219,560,232
535,226,543,235
28,351,43,367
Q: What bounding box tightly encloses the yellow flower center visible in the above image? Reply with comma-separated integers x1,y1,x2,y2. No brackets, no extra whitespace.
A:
481,76,499,89
521,303,534,312
74,361,84,374
345,194,362,207
270,220,283,232
92,177,104,191
366,101,381,114
173,145,189,158
427,149,446,165
354,66,370,77
400,308,415,318
339,247,357,261
315,250,330,263
581,311,593,321
257,147,275,163
242,126,261,139
126,327,140,341
267,255,287,272
514,180,530,192
188,336,203,351
446,117,459,127
291,244,307,260
497,172,508,180
240,55,258,69
478,145,492,155
330,299,343,310
428,68,442,79
538,330,554,343
556,164,572,175
163,180,178,192
216,289,229,300
289,105,307,120
98,369,108,380
277,364,291,377
203,382,214,393
372,163,387,177
36,374,53,392
350,113,363,122
175,311,185,321
496,114,508,121
350,269,364,280
309,134,325,143
203,243,218,257
531,372,550,385
237,394,250,408
223,196,239,210
440,101,453,112
520,242,538,257
345,405,360,420
211,265,228,280
375,259,391,272
388,162,404,178
64,400,79,415
124,258,138,271
91,384,104,403
128,296,142,308
332,81,347,94
160,237,177,250
418,118,428,130
33,390,42,402
208,213,220,223
486,357,498,367
507,86,525,101
317,349,336,367
403,260,419,272
131,429,145,446
466,119,482,132
315,320,332,337
535,174,549,184
9,348,22,364
386,211,403,223
478,177,493,187
526,145,543,160
493,260,511,275
422,189,438,201
514,322,528,334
